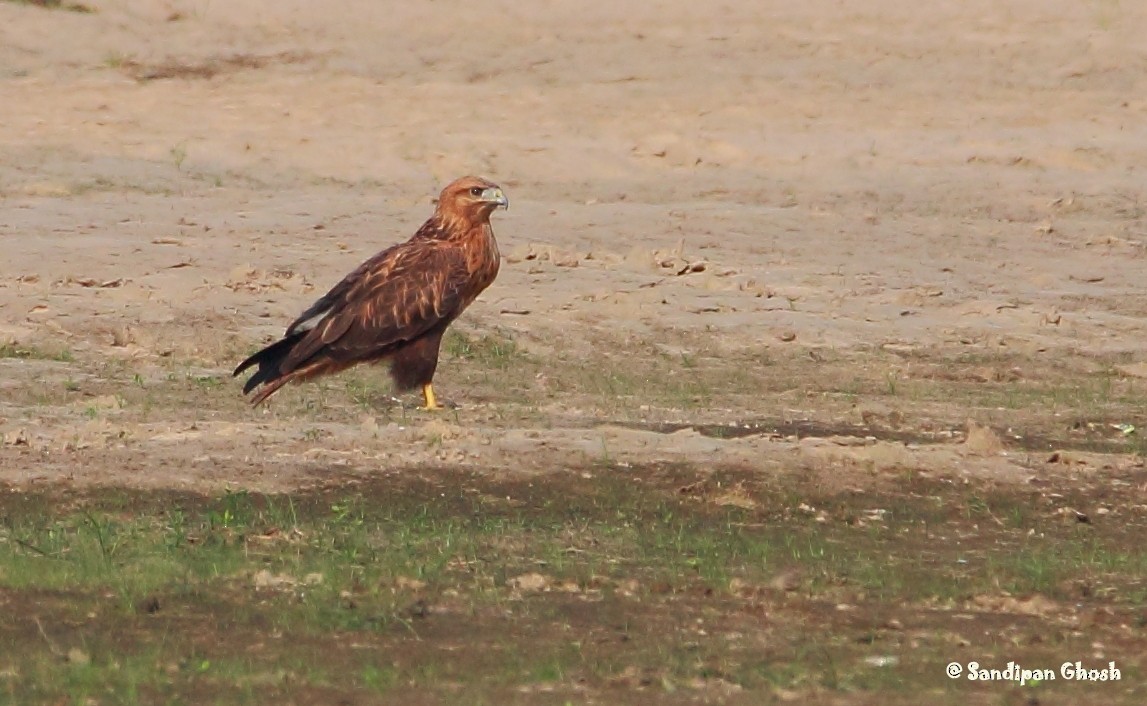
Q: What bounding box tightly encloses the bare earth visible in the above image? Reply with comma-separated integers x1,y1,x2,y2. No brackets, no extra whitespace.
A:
2,0,1147,703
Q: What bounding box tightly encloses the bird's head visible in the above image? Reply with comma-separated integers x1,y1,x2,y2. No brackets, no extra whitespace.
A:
436,176,509,224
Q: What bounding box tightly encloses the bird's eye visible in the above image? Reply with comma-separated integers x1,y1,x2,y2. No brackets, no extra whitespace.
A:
469,187,483,197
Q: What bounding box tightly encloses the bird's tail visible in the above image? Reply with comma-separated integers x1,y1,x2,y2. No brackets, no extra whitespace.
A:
233,332,307,406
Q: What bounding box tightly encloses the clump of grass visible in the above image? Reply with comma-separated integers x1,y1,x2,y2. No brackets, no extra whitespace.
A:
342,374,389,409
4,0,95,13
0,342,74,362
170,143,188,171
443,329,523,369
542,344,764,414
102,50,129,69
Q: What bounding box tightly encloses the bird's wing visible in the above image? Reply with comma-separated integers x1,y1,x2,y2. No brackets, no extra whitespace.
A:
281,241,470,371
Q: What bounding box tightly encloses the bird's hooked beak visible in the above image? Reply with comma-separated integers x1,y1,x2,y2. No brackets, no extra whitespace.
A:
481,186,509,210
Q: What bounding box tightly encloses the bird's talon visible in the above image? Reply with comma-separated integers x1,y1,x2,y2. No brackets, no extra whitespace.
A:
416,400,459,411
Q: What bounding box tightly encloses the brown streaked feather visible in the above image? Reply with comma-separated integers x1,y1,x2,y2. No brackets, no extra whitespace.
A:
248,357,354,406
280,242,471,372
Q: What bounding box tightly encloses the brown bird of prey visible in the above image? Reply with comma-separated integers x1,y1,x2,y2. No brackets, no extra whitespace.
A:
234,176,508,409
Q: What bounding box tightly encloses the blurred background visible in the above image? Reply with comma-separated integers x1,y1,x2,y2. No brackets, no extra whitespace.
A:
4,0,1144,207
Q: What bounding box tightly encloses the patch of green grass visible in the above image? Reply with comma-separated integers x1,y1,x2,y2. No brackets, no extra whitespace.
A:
543,344,768,414
102,50,129,69
170,143,188,171
2,469,1145,703
0,342,74,363
341,372,392,410
444,329,525,370
191,375,221,390
3,0,94,12
953,371,1129,412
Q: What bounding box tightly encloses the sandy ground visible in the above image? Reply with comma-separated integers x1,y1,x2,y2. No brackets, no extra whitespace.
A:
2,0,1147,491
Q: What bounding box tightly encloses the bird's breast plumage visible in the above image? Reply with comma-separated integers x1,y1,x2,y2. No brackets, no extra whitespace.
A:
469,223,501,292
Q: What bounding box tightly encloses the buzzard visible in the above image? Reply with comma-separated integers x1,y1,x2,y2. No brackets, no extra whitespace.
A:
234,176,508,409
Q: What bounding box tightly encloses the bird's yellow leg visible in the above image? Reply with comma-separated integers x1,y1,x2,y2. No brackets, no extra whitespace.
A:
420,383,443,410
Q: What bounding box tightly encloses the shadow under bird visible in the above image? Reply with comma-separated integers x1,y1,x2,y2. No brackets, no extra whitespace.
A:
234,176,508,409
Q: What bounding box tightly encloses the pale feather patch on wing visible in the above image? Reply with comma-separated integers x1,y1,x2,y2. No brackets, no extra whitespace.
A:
292,309,329,332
